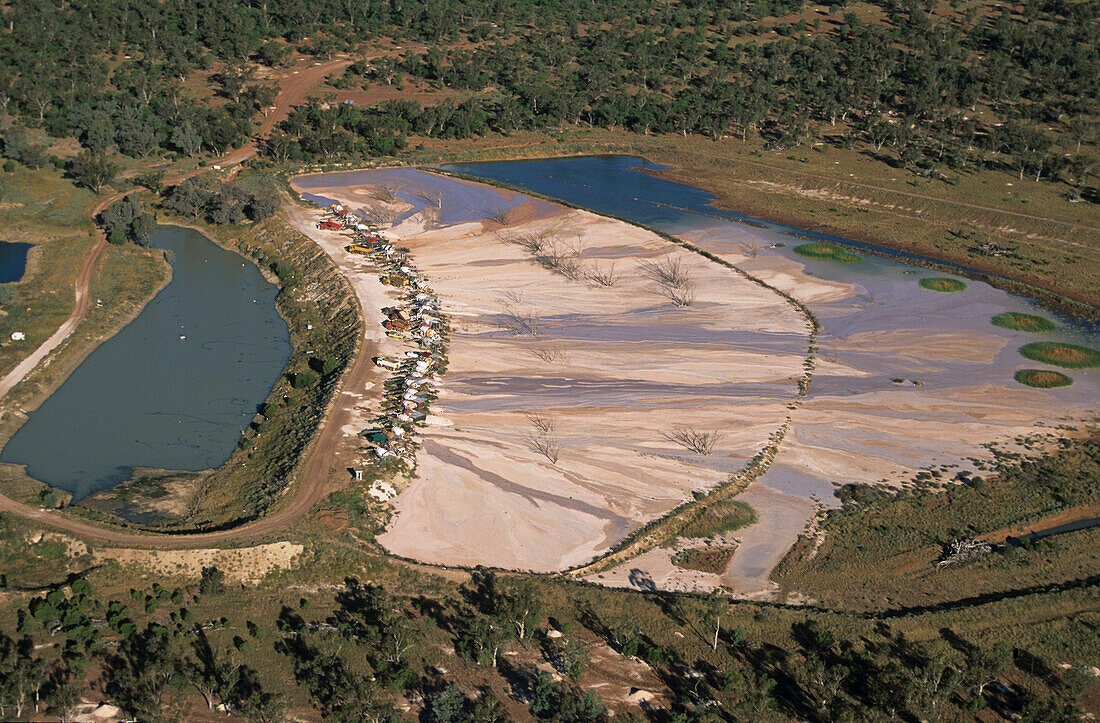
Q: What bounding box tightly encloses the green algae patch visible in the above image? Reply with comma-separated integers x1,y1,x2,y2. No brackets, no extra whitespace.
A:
919,277,967,293
992,312,1057,332
794,242,863,264
1019,342,1100,369
1014,369,1073,388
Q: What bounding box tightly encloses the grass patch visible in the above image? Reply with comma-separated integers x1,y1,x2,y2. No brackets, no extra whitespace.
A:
671,546,735,573
775,435,1100,612
1015,369,1073,388
919,277,967,293
992,312,1057,332
793,242,862,264
678,499,758,539
1019,341,1100,369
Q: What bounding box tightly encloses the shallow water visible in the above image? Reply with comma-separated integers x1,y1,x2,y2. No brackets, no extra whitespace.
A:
442,156,1100,500
295,167,544,226
0,226,291,500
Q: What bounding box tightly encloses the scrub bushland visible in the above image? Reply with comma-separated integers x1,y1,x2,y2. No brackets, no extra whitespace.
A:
774,434,1100,612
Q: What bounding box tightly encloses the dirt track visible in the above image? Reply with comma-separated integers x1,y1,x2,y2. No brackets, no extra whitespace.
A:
0,58,354,546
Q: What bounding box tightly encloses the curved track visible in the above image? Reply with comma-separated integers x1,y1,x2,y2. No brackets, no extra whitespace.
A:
0,58,354,546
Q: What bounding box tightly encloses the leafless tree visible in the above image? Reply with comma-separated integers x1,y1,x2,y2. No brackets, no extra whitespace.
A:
370,184,398,202
494,291,539,336
524,411,555,435
661,427,722,455
535,239,584,280
488,207,516,225
655,281,697,307
414,187,443,210
523,413,561,464
499,229,551,256
640,255,697,306
584,261,619,287
369,205,401,226
498,289,527,306
639,256,693,289
530,348,569,364
524,433,561,464
496,308,539,336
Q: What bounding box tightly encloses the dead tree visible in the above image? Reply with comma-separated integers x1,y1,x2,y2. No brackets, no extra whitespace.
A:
496,308,539,336
584,261,619,287
524,411,555,435
639,256,693,289
497,229,550,256
494,291,539,336
523,412,561,464
640,256,696,307
488,208,516,225
369,184,398,202
369,205,401,226
524,433,561,464
530,348,569,364
655,281,696,307
414,187,443,210
661,427,722,455
937,539,992,567
534,239,583,280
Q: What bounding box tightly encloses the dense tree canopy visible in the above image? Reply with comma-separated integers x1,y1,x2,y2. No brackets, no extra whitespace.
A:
0,0,1094,188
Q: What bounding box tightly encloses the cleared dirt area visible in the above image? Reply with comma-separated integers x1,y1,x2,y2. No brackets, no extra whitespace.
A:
94,541,303,584
291,171,810,574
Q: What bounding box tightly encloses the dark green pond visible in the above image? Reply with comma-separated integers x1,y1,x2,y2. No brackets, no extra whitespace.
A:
0,226,291,500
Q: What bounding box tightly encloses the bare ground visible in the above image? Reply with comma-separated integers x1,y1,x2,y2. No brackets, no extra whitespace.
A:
294,173,809,576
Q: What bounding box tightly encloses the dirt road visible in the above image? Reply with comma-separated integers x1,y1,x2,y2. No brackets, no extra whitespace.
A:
0,58,355,546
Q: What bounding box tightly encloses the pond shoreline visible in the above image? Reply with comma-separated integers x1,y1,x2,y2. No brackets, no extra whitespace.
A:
0,243,173,504
656,169,1100,323
0,224,291,505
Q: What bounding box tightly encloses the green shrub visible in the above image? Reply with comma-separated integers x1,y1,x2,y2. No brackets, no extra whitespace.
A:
919,277,967,293
293,370,318,388
1014,369,1073,388
679,500,758,538
992,312,1056,332
1019,342,1100,369
794,242,862,264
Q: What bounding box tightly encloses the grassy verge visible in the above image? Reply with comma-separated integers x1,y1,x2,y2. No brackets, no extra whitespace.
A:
793,242,862,264
671,545,736,574
992,312,1057,332
1015,369,1073,388
679,500,758,539
1018,342,1100,369
774,434,1100,612
919,277,968,293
